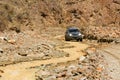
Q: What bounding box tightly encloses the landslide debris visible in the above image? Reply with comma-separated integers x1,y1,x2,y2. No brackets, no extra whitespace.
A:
35,47,110,80
0,28,68,66
83,26,120,43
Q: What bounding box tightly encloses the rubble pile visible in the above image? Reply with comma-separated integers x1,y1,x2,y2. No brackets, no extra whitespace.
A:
0,43,67,65
35,48,110,80
83,26,120,43
0,31,67,66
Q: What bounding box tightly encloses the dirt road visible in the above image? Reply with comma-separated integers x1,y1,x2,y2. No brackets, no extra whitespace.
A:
0,42,89,80
99,44,120,80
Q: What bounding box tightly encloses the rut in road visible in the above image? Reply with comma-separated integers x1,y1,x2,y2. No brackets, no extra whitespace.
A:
0,42,89,80
95,44,120,80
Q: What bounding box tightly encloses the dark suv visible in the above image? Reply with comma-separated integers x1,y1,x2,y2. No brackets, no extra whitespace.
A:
65,27,83,41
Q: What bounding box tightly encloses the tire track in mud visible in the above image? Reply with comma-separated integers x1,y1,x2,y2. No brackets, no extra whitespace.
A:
0,42,89,80
98,45,120,80
101,45,120,63
101,50,120,63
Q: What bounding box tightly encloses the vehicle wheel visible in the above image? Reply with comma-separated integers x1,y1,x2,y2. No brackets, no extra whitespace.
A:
77,39,79,42
80,38,83,42
65,37,70,41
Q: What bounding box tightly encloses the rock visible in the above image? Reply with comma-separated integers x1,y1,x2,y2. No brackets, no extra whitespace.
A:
18,53,27,56
86,48,95,54
79,56,86,62
66,71,73,76
0,69,4,73
114,38,120,44
96,64,104,72
47,75,56,80
0,48,3,53
68,65,76,69
0,37,8,41
7,39,16,44
80,77,87,80
56,70,67,78
96,67,103,72
36,76,43,80
78,65,83,69
40,71,51,76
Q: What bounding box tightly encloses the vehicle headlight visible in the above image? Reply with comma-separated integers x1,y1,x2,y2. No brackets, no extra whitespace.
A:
69,34,72,36
78,33,81,36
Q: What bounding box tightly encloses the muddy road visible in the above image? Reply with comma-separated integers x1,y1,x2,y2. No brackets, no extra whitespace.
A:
0,42,89,80
99,44,120,80
0,41,120,80
0,27,120,80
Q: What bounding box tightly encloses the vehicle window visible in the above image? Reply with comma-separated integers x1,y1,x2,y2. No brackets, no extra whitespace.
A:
69,29,79,32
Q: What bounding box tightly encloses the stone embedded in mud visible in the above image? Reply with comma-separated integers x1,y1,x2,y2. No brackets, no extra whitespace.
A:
36,76,43,80
18,53,28,56
39,70,51,76
114,38,120,44
7,39,16,44
66,71,73,76
80,77,87,80
65,53,69,57
56,70,67,78
96,67,103,72
0,37,8,41
0,69,4,73
68,65,76,70
46,75,56,80
86,48,96,55
0,48,4,53
96,64,104,72
79,56,86,62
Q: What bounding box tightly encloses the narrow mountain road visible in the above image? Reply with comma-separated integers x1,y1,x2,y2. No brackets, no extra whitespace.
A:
0,42,89,80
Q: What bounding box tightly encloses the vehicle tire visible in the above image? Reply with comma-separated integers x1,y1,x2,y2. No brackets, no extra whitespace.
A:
65,37,70,41
77,39,79,42
80,38,83,42
65,38,70,41
65,35,70,41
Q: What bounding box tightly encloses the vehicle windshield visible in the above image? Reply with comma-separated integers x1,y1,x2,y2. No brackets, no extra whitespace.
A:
69,29,79,32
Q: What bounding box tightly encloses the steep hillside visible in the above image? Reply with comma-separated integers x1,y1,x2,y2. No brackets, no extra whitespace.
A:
0,0,120,32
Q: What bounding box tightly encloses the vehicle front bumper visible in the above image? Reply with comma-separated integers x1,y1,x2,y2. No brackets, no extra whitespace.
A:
67,35,82,40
